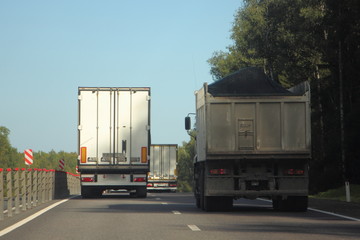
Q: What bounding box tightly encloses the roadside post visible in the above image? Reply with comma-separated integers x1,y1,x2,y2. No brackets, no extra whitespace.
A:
345,181,351,202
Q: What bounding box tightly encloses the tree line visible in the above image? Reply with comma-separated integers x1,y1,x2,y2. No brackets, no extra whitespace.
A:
206,0,359,193
0,126,78,173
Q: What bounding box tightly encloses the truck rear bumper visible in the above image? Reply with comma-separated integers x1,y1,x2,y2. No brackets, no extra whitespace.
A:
147,187,177,191
81,173,147,188
79,164,149,174
207,189,308,198
147,180,177,191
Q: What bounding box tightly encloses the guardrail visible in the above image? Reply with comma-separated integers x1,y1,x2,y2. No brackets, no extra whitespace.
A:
0,168,80,221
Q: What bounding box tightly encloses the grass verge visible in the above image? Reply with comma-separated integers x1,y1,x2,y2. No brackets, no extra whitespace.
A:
312,184,360,203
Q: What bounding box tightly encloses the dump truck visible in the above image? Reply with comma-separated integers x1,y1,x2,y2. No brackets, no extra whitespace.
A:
78,87,151,198
148,144,178,192
185,67,311,211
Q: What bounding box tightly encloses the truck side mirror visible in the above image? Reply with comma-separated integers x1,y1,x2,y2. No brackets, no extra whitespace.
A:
185,116,191,130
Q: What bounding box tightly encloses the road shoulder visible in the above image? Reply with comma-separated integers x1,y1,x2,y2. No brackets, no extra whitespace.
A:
309,198,360,220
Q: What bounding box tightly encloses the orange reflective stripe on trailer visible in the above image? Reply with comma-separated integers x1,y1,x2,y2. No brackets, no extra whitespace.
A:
80,147,87,163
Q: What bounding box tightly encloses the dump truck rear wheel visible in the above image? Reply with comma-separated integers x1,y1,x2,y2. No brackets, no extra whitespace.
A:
273,196,308,212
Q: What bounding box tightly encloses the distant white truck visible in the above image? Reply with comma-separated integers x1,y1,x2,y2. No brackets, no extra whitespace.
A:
78,87,151,198
148,144,178,192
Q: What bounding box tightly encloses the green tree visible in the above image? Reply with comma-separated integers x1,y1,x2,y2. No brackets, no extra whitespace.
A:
177,132,196,192
0,126,78,173
321,0,360,185
207,0,360,192
28,150,78,173
0,126,12,166
0,126,21,168
209,0,327,86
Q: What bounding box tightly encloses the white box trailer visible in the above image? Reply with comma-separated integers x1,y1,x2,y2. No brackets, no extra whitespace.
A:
78,87,151,198
186,67,311,211
148,144,178,192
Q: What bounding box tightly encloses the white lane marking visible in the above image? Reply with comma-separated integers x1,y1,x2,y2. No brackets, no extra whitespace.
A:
308,208,360,222
0,198,69,237
257,198,360,221
161,202,168,205
172,211,181,215
188,225,201,231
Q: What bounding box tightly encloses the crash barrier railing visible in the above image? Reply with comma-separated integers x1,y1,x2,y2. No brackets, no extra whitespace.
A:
0,168,80,220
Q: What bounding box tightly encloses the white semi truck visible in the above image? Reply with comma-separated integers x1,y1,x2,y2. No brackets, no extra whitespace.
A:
186,67,311,211
78,87,151,198
148,144,178,192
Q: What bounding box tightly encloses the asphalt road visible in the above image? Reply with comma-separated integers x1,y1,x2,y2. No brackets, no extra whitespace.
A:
0,192,359,240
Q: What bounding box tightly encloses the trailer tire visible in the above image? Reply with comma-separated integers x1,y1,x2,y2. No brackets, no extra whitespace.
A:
204,196,233,212
81,187,91,199
195,196,201,208
136,187,147,198
194,164,202,208
199,164,206,210
272,198,280,210
289,196,308,212
81,187,102,198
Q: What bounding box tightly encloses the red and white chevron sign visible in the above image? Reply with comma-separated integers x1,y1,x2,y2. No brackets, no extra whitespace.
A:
59,159,65,170
24,149,33,165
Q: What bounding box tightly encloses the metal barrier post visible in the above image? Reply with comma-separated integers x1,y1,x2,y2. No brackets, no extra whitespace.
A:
41,170,45,204
14,168,20,214
32,169,37,207
44,170,47,202
6,169,12,217
27,169,32,209
21,168,26,211
67,174,71,195
49,170,54,200
45,169,50,202
38,169,42,204
0,167,81,221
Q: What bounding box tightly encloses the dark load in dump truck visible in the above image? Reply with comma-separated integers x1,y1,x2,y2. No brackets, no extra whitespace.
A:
185,67,311,211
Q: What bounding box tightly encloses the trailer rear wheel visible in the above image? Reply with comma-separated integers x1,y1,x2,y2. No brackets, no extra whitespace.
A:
135,187,147,198
289,196,308,212
198,163,206,210
272,198,280,210
81,187,102,198
194,166,202,209
195,196,201,208
81,187,91,198
204,196,233,212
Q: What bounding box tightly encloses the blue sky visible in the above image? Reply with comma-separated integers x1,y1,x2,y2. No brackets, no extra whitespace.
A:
0,0,242,152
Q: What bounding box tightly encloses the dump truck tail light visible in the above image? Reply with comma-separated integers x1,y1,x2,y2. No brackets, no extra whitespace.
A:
209,169,230,175
284,169,305,176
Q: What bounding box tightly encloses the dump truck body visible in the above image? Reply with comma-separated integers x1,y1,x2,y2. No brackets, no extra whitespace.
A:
190,67,311,211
